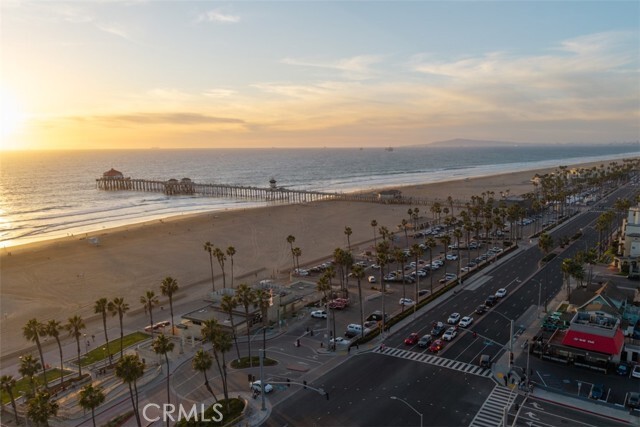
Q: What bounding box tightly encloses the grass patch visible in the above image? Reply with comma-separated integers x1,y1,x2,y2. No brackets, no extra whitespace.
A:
79,332,151,366
104,411,134,427
0,368,78,404
177,398,245,426
230,356,277,369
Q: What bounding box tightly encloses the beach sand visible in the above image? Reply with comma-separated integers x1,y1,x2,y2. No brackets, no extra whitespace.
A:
0,159,614,361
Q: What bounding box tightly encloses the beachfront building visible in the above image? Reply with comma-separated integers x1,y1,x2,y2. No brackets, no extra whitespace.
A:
103,168,124,179
616,203,640,278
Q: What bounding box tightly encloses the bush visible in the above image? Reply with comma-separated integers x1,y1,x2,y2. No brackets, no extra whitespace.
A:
230,356,277,369
542,253,557,262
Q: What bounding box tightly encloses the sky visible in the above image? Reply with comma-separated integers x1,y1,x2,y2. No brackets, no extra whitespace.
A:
1,1,639,150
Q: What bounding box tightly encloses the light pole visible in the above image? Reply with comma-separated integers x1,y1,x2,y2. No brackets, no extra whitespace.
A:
492,310,515,367
390,396,423,427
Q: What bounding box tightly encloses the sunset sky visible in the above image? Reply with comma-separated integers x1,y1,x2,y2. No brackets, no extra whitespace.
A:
1,1,638,150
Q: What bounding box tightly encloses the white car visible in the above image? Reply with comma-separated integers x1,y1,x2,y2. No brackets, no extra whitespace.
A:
250,380,273,393
632,364,640,379
368,275,377,283
311,310,327,319
446,254,458,261
293,268,309,276
459,316,473,327
495,288,507,298
399,298,416,307
442,327,458,341
329,337,351,346
447,312,461,324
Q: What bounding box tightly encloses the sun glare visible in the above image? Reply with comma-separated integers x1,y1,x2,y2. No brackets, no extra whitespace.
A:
1,89,27,148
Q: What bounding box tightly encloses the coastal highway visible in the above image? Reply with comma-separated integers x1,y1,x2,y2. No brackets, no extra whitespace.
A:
266,183,638,426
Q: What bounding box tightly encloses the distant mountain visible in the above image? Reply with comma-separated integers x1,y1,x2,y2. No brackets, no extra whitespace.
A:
421,138,524,148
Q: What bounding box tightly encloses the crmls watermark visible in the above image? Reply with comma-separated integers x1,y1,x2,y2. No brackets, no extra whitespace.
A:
142,403,224,423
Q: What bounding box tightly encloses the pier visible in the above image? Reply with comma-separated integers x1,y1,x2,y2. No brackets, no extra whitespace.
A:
96,169,464,207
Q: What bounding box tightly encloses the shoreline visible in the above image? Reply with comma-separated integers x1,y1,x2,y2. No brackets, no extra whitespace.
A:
1,154,636,252
0,156,635,360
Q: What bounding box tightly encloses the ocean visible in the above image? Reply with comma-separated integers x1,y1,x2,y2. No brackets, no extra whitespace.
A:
0,144,637,248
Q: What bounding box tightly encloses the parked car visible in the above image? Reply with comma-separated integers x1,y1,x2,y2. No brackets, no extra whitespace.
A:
632,364,640,379
366,311,389,322
447,312,461,324
311,310,327,319
404,333,419,345
368,275,377,283
495,288,507,298
418,334,433,348
616,362,630,376
589,383,605,400
446,254,458,261
399,298,416,307
428,339,445,353
442,327,458,341
627,392,640,409
418,289,430,296
459,316,473,327
329,337,351,346
250,380,273,394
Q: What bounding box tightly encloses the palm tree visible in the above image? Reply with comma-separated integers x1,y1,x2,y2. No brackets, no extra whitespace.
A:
220,294,241,360
65,315,86,378
192,349,216,398
316,274,331,348
255,289,271,354
108,297,130,358
79,384,106,427
213,247,227,288
1,375,19,424
152,334,175,408
410,243,424,315
344,226,353,252
44,319,65,385
204,241,216,292
376,241,390,334
160,277,179,335
561,258,577,300
425,237,436,295
94,298,111,363
394,248,408,305
453,228,463,282
351,264,366,339
115,354,145,427
235,283,256,366
286,235,296,272
440,235,451,275
23,319,47,387
370,219,378,247
226,246,236,288
26,390,58,427
538,232,554,257
292,247,302,271
212,330,233,411
140,290,159,332
400,219,409,245
19,354,41,396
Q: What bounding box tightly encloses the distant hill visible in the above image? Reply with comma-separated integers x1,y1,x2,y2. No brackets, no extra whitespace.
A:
421,138,524,148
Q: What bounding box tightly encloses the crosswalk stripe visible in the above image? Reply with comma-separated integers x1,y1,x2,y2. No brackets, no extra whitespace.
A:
469,384,518,427
373,346,492,378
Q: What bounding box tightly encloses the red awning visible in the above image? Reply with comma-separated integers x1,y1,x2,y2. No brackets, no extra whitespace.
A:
561,329,625,355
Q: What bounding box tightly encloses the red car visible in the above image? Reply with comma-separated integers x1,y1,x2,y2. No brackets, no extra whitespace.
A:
428,339,445,353
404,333,419,345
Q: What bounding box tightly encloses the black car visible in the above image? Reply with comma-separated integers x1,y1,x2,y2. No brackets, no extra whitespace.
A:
366,311,389,322
475,305,487,315
431,322,446,336
418,289,430,296
485,295,498,307
418,334,433,348
616,362,630,376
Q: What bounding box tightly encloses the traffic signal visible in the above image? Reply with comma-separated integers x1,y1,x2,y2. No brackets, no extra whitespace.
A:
287,378,291,388
325,392,329,401
303,380,307,389
248,374,252,382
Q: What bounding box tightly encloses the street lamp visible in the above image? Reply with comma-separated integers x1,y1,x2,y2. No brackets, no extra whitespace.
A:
491,310,515,367
390,396,423,427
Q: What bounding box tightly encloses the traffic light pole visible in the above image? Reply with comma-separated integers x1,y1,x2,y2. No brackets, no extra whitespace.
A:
260,348,265,411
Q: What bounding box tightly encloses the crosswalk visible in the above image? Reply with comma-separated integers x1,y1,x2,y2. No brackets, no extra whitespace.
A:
374,346,492,378
469,385,518,427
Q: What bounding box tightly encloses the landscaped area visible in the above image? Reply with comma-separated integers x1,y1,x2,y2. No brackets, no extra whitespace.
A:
1,368,77,404
230,356,277,369
79,332,151,366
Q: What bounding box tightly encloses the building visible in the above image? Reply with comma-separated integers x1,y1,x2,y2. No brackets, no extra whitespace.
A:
102,168,125,179
377,189,402,201
617,203,640,278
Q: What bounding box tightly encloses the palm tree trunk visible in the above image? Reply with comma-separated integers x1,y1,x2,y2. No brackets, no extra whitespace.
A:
119,315,125,359
9,393,19,424
56,337,64,386
245,307,252,367
165,353,171,405
203,370,217,401
229,317,241,361
76,338,82,378
357,279,364,340
91,408,96,427
36,341,48,387
209,255,216,292
102,315,111,362
133,381,142,427
169,298,175,336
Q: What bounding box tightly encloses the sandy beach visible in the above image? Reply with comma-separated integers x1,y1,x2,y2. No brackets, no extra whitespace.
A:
0,159,621,362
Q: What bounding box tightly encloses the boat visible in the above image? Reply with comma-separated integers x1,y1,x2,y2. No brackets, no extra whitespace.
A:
385,147,394,152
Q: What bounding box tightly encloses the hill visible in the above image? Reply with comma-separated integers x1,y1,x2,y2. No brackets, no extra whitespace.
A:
421,138,524,148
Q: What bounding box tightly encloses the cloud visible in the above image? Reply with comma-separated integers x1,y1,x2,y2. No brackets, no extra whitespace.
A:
202,89,236,98
196,9,240,24
281,55,383,79
81,113,245,126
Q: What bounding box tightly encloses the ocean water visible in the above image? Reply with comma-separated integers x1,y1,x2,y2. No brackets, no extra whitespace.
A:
0,144,637,247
